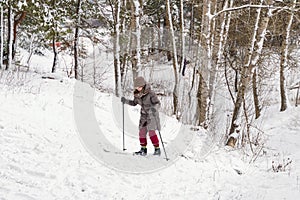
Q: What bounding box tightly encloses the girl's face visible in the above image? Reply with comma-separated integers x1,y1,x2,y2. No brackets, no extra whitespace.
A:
136,86,143,92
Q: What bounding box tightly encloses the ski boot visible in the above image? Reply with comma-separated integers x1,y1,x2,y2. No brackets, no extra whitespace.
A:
135,146,147,156
153,147,161,156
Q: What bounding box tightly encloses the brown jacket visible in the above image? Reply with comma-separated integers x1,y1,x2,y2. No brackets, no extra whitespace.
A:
126,84,161,131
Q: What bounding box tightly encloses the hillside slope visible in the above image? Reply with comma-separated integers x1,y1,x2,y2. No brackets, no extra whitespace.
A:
0,72,299,200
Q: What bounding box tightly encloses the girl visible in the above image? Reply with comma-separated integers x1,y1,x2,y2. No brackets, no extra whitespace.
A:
121,77,161,156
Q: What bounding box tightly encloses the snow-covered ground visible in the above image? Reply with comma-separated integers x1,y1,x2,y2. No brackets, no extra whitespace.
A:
0,70,299,200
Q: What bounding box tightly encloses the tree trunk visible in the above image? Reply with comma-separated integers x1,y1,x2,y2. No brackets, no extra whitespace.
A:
0,5,3,70
227,0,272,147
26,34,35,68
163,16,172,61
200,0,213,124
189,0,195,42
279,0,296,111
113,0,122,97
197,73,208,125
12,11,26,60
6,0,13,70
51,30,58,73
207,0,231,122
227,65,250,147
121,0,127,34
74,0,81,79
179,0,185,74
157,12,161,52
252,68,260,119
130,0,141,79
166,0,179,117
250,0,273,118
51,0,58,73
279,63,287,111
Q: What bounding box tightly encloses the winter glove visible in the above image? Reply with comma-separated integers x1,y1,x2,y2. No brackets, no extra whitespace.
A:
121,97,126,104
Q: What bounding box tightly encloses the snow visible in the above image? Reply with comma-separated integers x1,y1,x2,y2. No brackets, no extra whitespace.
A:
0,68,300,199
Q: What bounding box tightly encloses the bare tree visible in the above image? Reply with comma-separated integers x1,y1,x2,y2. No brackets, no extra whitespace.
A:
207,0,232,123
279,0,296,112
166,0,179,117
112,0,122,97
227,0,273,147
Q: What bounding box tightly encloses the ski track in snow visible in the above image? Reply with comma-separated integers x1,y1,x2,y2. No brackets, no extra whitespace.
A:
0,73,299,199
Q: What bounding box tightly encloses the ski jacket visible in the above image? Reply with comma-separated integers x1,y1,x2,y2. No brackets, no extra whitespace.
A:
126,84,161,131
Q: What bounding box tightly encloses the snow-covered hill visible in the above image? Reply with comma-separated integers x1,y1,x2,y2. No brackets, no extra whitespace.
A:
0,72,299,199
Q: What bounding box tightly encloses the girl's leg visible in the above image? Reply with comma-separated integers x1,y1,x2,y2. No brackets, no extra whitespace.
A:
148,130,159,148
139,127,147,147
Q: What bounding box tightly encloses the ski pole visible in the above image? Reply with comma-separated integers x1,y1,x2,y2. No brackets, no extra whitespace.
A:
152,109,168,160
157,130,169,161
122,101,126,151
151,107,168,160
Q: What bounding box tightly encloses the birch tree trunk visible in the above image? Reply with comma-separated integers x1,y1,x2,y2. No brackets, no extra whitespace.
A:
130,0,141,79
279,0,296,112
74,0,82,79
227,0,272,147
215,0,233,66
194,0,211,125
189,0,195,47
179,0,185,74
6,0,13,70
189,0,210,125
206,0,231,122
251,1,273,119
177,0,186,120
166,0,179,117
113,0,122,97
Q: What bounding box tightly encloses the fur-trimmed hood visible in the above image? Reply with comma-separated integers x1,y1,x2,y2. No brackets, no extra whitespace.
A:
133,83,151,98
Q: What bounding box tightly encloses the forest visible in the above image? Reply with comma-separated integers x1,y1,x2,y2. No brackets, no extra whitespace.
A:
0,0,299,150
